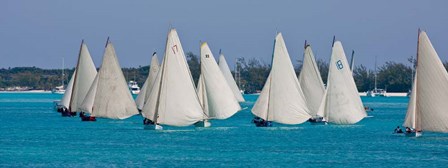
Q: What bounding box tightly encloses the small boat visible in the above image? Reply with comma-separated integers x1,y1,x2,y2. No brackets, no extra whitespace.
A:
403,30,448,137
128,81,140,95
140,29,204,130
298,41,326,124
366,89,387,97
79,38,139,121
367,57,387,97
218,52,245,102
251,33,311,127
52,58,66,94
316,38,367,124
52,85,65,94
196,42,242,127
135,52,160,111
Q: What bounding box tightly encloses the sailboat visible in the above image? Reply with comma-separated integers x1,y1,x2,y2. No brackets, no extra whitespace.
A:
55,69,75,114
298,41,325,123
251,33,311,127
315,39,367,124
367,56,387,97
68,40,98,115
218,52,245,102
56,40,97,117
79,38,139,121
52,58,66,94
196,42,242,127
403,30,448,137
135,52,160,111
141,29,204,130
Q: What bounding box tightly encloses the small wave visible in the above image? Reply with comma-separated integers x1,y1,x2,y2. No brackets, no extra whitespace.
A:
195,127,237,131
263,127,303,131
331,125,364,128
159,129,195,133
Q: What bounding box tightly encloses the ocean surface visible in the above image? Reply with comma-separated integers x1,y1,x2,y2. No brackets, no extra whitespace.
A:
0,93,447,167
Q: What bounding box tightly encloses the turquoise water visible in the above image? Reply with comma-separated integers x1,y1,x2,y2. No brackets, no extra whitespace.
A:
1,93,447,167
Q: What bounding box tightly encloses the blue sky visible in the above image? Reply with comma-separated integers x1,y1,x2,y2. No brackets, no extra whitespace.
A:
1,0,447,69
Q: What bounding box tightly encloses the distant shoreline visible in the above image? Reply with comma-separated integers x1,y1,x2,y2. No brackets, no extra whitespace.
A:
0,91,409,97
0,90,52,93
358,92,408,97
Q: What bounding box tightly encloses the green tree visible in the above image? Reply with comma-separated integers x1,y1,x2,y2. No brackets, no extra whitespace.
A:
377,61,412,92
294,57,303,78
186,52,200,85
316,59,329,84
353,65,375,92
239,58,270,93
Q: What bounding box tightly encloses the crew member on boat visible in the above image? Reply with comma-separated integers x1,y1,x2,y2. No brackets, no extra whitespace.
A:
308,117,324,123
394,126,403,133
405,127,412,134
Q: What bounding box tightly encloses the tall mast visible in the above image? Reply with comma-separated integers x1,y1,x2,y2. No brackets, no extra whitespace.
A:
303,40,307,68
62,57,65,87
374,56,377,90
414,28,421,131
410,55,414,85
235,58,241,90
68,40,84,112
350,50,355,71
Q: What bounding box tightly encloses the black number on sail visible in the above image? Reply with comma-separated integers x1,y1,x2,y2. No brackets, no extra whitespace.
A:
336,60,343,70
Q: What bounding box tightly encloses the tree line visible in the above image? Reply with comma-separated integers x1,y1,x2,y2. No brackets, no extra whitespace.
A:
1,53,448,92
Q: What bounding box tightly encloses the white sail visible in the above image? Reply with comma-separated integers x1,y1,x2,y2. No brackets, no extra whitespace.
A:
218,54,245,102
59,70,76,108
197,74,208,116
81,39,138,119
69,41,98,112
316,89,328,118
317,41,366,124
298,45,325,117
80,74,98,114
404,31,448,132
135,53,160,110
404,71,417,129
251,33,311,124
141,29,204,126
199,42,241,119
